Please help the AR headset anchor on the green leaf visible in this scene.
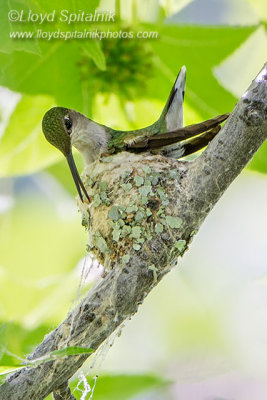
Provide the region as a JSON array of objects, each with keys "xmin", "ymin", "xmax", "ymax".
[
  {"xmin": 0, "ymin": 202, "xmax": 87, "ymax": 325},
  {"xmin": 247, "ymin": 0, "xmax": 267, "ymax": 21},
  {"xmin": 0, "ymin": 347, "xmax": 94, "ymax": 376},
  {"xmin": 0, "ymin": 0, "xmax": 104, "ymax": 113},
  {"xmin": 0, "ymin": 324, "xmax": 7, "ymax": 354},
  {"xmin": 213, "ymin": 26, "xmax": 267, "ymax": 99},
  {"xmin": 0, "ymin": 1, "xmax": 40, "ymax": 55},
  {"xmin": 0, "ymin": 365, "xmax": 24, "ymax": 376},
  {"xmin": 0, "ymin": 323, "xmax": 51, "ymax": 366},
  {"xmin": 148, "ymin": 25, "xmax": 256, "ymax": 117},
  {"xmin": 0, "ymin": 42, "xmax": 81, "ymax": 110},
  {"xmin": 0, "ymin": 94, "xmax": 59, "ymax": 177},
  {"xmin": 69, "ymin": 374, "xmax": 170, "ymax": 400},
  {"xmin": 81, "ymin": 41, "xmax": 106, "ymax": 71},
  {"xmin": 49, "ymin": 346, "xmax": 94, "ymax": 358},
  {"xmin": 46, "ymin": 153, "xmax": 84, "ymax": 195}
]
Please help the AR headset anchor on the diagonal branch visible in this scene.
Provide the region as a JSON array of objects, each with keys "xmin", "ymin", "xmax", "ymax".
[
  {"xmin": 0, "ymin": 64, "xmax": 266, "ymax": 400},
  {"xmin": 52, "ymin": 382, "xmax": 76, "ymax": 400}
]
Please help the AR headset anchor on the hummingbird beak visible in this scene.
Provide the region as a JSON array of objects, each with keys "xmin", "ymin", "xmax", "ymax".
[{"xmin": 66, "ymin": 152, "xmax": 90, "ymax": 203}]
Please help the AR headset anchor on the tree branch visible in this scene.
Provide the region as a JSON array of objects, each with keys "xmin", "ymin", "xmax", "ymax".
[
  {"xmin": 52, "ymin": 382, "xmax": 76, "ymax": 400},
  {"xmin": 0, "ymin": 64, "xmax": 266, "ymax": 400}
]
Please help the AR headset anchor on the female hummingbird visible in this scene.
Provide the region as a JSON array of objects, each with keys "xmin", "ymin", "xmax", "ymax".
[{"xmin": 42, "ymin": 66, "xmax": 229, "ymax": 202}]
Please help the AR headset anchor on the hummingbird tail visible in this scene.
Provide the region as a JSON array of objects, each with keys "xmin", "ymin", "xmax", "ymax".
[{"xmin": 158, "ymin": 66, "xmax": 186, "ymax": 132}]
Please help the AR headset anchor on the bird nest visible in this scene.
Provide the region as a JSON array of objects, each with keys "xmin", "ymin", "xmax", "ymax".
[{"xmin": 78, "ymin": 152, "xmax": 192, "ymax": 277}]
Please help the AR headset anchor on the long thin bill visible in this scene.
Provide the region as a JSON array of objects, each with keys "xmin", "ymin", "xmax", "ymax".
[{"xmin": 66, "ymin": 152, "xmax": 90, "ymax": 203}]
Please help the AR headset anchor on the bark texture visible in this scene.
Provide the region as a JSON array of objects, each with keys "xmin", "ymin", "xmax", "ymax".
[{"xmin": 0, "ymin": 64, "xmax": 266, "ymax": 400}]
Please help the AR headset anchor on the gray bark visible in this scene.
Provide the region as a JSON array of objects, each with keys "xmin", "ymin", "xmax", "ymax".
[
  {"xmin": 0, "ymin": 64, "xmax": 266, "ymax": 400},
  {"xmin": 52, "ymin": 382, "xmax": 76, "ymax": 400}
]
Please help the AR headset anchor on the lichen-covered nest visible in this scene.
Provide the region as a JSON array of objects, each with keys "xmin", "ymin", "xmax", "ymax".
[{"xmin": 79, "ymin": 152, "xmax": 194, "ymax": 277}]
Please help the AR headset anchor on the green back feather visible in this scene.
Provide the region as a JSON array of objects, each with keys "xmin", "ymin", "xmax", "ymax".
[{"xmin": 108, "ymin": 119, "xmax": 163, "ymax": 154}]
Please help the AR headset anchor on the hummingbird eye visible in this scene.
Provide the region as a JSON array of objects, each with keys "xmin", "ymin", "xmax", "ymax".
[{"xmin": 64, "ymin": 115, "xmax": 72, "ymax": 134}]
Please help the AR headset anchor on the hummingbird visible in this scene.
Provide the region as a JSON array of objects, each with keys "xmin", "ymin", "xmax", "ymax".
[{"xmin": 42, "ymin": 66, "xmax": 229, "ymax": 203}]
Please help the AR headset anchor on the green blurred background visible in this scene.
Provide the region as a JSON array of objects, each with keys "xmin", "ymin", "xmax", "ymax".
[{"xmin": 0, "ymin": 0, "xmax": 267, "ymax": 399}]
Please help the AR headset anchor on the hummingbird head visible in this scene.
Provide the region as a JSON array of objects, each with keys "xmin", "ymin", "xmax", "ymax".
[
  {"xmin": 42, "ymin": 107, "xmax": 90, "ymax": 203},
  {"xmin": 42, "ymin": 106, "xmax": 72, "ymax": 157}
]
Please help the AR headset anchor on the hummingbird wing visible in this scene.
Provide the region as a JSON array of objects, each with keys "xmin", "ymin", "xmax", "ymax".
[
  {"xmin": 125, "ymin": 113, "xmax": 229, "ymax": 155},
  {"xmin": 179, "ymin": 125, "xmax": 220, "ymax": 157}
]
